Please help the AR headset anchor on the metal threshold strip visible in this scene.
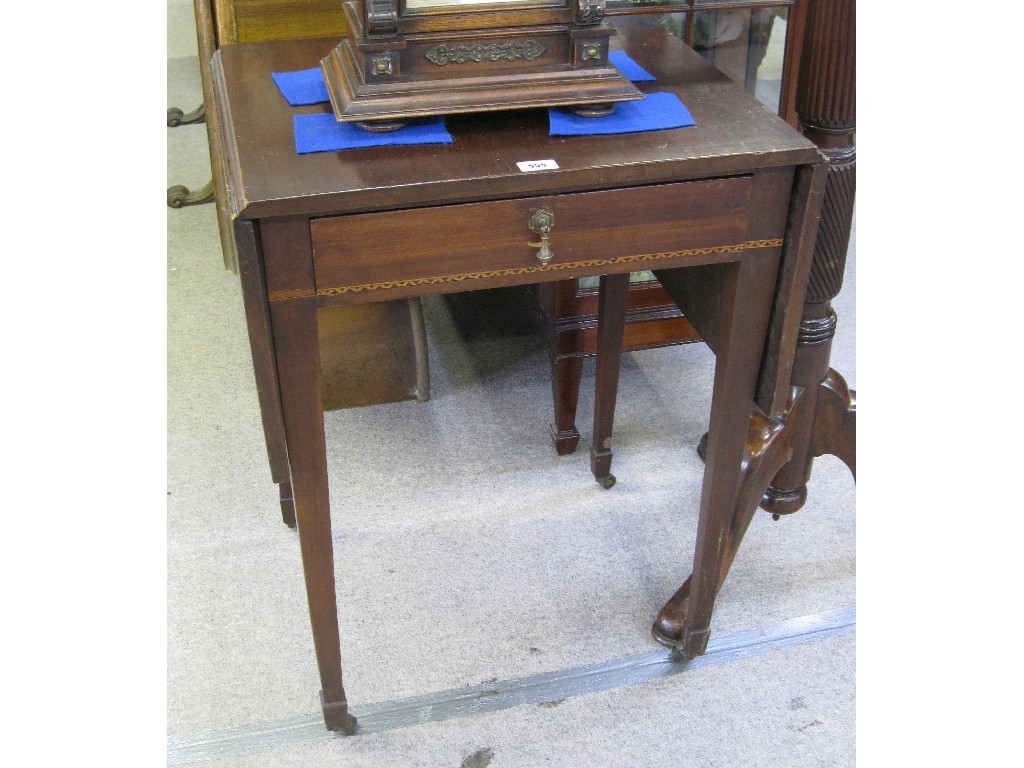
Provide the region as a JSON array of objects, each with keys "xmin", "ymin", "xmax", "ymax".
[{"xmin": 168, "ymin": 605, "xmax": 855, "ymax": 765}]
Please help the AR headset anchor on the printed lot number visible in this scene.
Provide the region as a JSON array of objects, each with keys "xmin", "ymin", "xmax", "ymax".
[{"xmin": 516, "ymin": 159, "xmax": 559, "ymax": 172}]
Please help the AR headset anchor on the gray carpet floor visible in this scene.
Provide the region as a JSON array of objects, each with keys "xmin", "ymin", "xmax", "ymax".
[{"xmin": 167, "ymin": 1, "xmax": 856, "ymax": 764}]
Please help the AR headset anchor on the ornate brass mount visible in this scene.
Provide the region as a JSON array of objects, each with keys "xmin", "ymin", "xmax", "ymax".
[
  {"xmin": 529, "ymin": 210, "xmax": 555, "ymax": 265},
  {"xmin": 425, "ymin": 40, "xmax": 545, "ymax": 66},
  {"xmin": 577, "ymin": 0, "xmax": 605, "ymax": 24}
]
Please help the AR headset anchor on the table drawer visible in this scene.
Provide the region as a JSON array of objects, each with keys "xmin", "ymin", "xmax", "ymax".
[{"xmin": 310, "ymin": 177, "xmax": 756, "ymax": 301}]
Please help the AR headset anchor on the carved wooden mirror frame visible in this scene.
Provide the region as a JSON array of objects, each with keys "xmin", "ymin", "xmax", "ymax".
[{"xmin": 321, "ymin": 0, "xmax": 643, "ymax": 130}]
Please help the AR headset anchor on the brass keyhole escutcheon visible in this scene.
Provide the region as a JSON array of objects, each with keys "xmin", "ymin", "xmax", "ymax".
[{"xmin": 529, "ymin": 209, "xmax": 555, "ymax": 265}]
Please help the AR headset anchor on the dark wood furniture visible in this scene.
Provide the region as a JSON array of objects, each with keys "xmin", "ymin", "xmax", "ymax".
[
  {"xmin": 176, "ymin": 0, "xmax": 430, "ymax": 417},
  {"xmin": 530, "ymin": 272, "xmax": 702, "ymax": 455},
  {"xmin": 321, "ymin": 0, "xmax": 642, "ymax": 130},
  {"xmin": 213, "ymin": 23, "xmax": 822, "ymax": 732},
  {"xmin": 763, "ymin": 0, "xmax": 856, "ymax": 504},
  {"xmin": 187, "ymin": 0, "xmax": 349, "ymax": 268},
  {"xmin": 630, "ymin": 0, "xmax": 856, "ymax": 651},
  {"xmin": 171, "ymin": 0, "xmax": 816, "ymax": 453},
  {"xmin": 518, "ymin": 0, "xmax": 856, "ymax": 659},
  {"xmin": 532, "ymin": 0, "xmax": 807, "ymax": 456}
]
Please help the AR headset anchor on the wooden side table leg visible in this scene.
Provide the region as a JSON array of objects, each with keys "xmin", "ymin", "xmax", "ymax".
[
  {"xmin": 549, "ymin": 354, "xmax": 583, "ymax": 455},
  {"xmin": 234, "ymin": 221, "xmax": 296, "ymax": 529},
  {"xmin": 649, "ymin": 163, "xmax": 824, "ymax": 650},
  {"xmin": 544, "ymin": 335, "xmax": 585, "ymax": 456},
  {"xmin": 278, "ymin": 481, "xmax": 297, "ymax": 529},
  {"xmin": 407, "ymin": 297, "xmax": 431, "ymax": 402},
  {"xmin": 652, "ymin": 389, "xmax": 808, "ymax": 646},
  {"xmin": 546, "ymin": 279, "xmax": 584, "ymax": 455},
  {"xmin": 590, "ymin": 272, "xmax": 630, "ymax": 488},
  {"xmin": 668, "ymin": 256, "xmax": 780, "ymax": 659},
  {"xmin": 270, "ymin": 294, "xmax": 356, "ymax": 734},
  {"xmin": 763, "ymin": 0, "xmax": 856, "ymax": 514}
]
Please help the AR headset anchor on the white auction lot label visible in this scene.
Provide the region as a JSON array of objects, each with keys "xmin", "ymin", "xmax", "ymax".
[{"xmin": 516, "ymin": 159, "xmax": 559, "ymax": 172}]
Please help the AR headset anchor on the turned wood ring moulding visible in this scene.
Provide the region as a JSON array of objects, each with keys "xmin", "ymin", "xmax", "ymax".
[{"xmin": 321, "ymin": 0, "xmax": 643, "ymax": 130}]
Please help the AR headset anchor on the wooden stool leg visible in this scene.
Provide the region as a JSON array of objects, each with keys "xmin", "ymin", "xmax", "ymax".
[
  {"xmin": 590, "ymin": 272, "xmax": 630, "ymax": 488},
  {"xmin": 545, "ymin": 279, "xmax": 585, "ymax": 455},
  {"xmin": 549, "ymin": 354, "xmax": 583, "ymax": 456}
]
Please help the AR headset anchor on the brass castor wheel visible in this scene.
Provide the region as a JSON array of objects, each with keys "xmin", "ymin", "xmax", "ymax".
[{"xmin": 597, "ymin": 474, "xmax": 616, "ymax": 490}]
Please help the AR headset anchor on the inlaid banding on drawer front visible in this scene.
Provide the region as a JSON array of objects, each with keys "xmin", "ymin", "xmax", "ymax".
[
  {"xmin": 310, "ymin": 177, "xmax": 758, "ymax": 300},
  {"xmin": 268, "ymin": 287, "xmax": 316, "ymax": 302},
  {"xmin": 314, "ymin": 239, "xmax": 783, "ymax": 297}
]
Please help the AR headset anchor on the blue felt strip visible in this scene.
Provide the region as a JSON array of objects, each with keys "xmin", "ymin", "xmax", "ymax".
[
  {"xmin": 548, "ymin": 92, "xmax": 695, "ymax": 137},
  {"xmin": 272, "ymin": 68, "xmax": 330, "ymax": 106},
  {"xmin": 293, "ymin": 112, "xmax": 454, "ymax": 154},
  {"xmin": 608, "ymin": 51, "xmax": 656, "ymax": 83}
]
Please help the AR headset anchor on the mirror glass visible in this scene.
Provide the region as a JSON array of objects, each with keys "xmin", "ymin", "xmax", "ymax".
[
  {"xmin": 603, "ymin": 4, "xmax": 790, "ymax": 113},
  {"xmin": 655, "ymin": 6, "xmax": 789, "ymax": 112}
]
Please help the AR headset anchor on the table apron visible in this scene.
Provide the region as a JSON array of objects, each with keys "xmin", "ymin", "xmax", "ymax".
[{"xmin": 296, "ymin": 176, "xmax": 784, "ymax": 305}]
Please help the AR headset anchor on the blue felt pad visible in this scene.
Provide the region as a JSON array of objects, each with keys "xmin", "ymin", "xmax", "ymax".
[
  {"xmin": 548, "ymin": 92, "xmax": 695, "ymax": 136},
  {"xmin": 294, "ymin": 112, "xmax": 454, "ymax": 154},
  {"xmin": 272, "ymin": 68, "xmax": 330, "ymax": 106},
  {"xmin": 608, "ymin": 51, "xmax": 656, "ymax": 82}
]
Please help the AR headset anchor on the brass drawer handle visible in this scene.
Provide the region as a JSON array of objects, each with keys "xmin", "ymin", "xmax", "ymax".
[{"xmin": 529, "ymin": 209, "xmax": 554, "ymax": 265}]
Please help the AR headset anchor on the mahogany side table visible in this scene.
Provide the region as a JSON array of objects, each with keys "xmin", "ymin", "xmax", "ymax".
[{"xmin": 212, "ymin": 23, "xmax": 822, "ymax": 733}]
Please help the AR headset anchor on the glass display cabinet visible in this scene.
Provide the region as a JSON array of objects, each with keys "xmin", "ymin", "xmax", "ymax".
[
  {"xmin": 605, "ymin": 0, "xmax": 803, "ymax": 119},
  {"xmin": 528, "ymin": 0, "xmax": 803, "ymax": 455}
]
